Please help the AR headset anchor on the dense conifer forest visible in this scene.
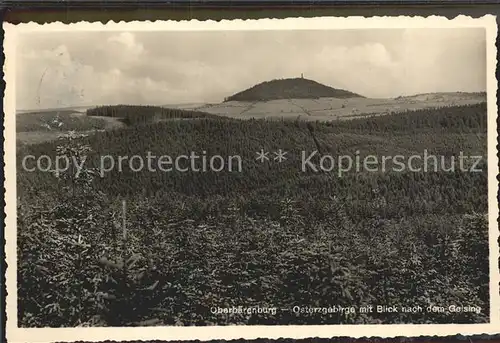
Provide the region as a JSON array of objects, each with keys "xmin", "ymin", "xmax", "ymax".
[
  {"xmin": 17, "ymin": 103, "xmax": 489, "ymax": 327},
  {"xmin": 87, "ymin": 105, "xmax": 221, "ymax": 126},
  {"xmin": 225, "ymin": 78, "xmax": 364, "ymax": 102}
]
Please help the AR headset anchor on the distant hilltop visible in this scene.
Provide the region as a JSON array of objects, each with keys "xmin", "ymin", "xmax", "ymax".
[{"xmin": 224, "ymin": 77, "xmax": 364, "ymax": 102}]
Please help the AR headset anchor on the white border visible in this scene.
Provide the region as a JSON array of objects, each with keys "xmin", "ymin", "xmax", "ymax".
[{"xmin": 4, "ymin": 15, "xmax": 499, "ymax": 342}]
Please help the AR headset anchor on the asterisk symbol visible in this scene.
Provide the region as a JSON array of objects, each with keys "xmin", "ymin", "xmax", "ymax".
[
  {"xmin": 274, "ymin": 149, "xmax": 288, "ymax": 163},
  {"xmin": 256, "ymin": 149, "xmax": 269, "ymax": 163}
]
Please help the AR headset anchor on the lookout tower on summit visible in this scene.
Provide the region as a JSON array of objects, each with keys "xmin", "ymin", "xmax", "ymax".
[{"xmin": 301, "ymin": 73, "xmax": 304, "ymax": 78}]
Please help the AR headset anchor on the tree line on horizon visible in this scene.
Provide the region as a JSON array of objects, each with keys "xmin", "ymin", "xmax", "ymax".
[{"xmin": 86, "ymin": 105, "xmax": 221, "ymax": 126}]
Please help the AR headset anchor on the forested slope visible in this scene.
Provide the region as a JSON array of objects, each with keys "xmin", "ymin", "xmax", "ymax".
[
  {"xmin": 225, "ymin": 78, "xmax": 364, "ymax": 102},
  {"xmin": 87, "ymin": 105, "xmax": 221, "ymax": 126},
  {"xmin": 18, "ymin": 103, "xmax": 488, "ymax": 217},
  {"xmin": 17, "ymin": 103, "xmax": 489, "ymax": 327}
]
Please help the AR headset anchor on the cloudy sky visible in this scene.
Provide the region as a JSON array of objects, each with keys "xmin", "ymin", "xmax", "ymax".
[{"xmin": 16, "ymin": 28, "xmax": 486, "ymax": 110}]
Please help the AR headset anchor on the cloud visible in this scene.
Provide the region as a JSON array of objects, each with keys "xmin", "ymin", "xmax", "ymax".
[
  {"xmin": 106, "ymin": 32, "xmax": 145, "ymax": 67},
  {"xmin": 16, "ymin": 29, "xmax": 486, "ymax": 110}
]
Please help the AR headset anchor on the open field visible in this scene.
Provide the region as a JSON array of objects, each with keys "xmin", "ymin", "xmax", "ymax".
[
  {"xmin": 16, "ymin": 105, "xmax": 95, "ymax": 114},
  {"xmin": 190, "ymin": 93, "xmax": 486, "ymax": 121},
  {"xmin": 16, "ymin": 110, "xmax": 125, "ymax": 145}
]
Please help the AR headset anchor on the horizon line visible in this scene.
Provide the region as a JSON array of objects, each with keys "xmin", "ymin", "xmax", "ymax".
[{"xmin": 16, "ymin": 90, "xmax": 487, "ymax": 113}]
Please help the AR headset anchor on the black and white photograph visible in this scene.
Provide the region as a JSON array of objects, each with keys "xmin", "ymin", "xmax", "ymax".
[{"xmin": 4, "ymin": 15, "xmax": 499, "ymax": 340}]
